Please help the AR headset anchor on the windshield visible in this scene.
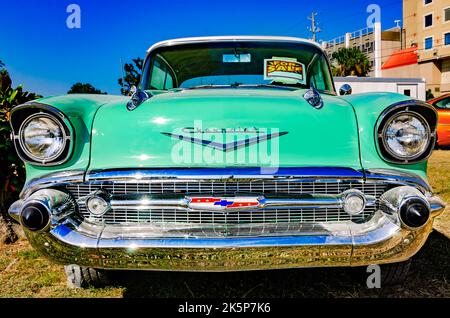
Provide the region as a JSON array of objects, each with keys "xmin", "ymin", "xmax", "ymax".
[
  {"xmin": 434, "ymin": 97, "xmax": 450, "ymax": 109},
  {"xmin": 142, "ymin": 41, "xmax": 335, "ymax": 93}
]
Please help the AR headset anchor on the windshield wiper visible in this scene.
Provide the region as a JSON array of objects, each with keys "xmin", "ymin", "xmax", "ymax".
[
  {"xmin": 186, "ymin": 84, "xmax": 230, "ymax": 90},
  {"xmin": 183, "ymin": 83, "xmax": 307, "ymax": 91},
  {"xmin": 252, "ymin": 84, "xmax": 301, "ymax": 90}
]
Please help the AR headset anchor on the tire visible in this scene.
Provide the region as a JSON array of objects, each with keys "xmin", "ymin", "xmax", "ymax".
[
  {"xmin": 380, "ymin": 258, "xmax": 412, "ymax": 286},
  {"xmin": 64, "ymin": 264, "xmax": 110, "ymax": 288}
]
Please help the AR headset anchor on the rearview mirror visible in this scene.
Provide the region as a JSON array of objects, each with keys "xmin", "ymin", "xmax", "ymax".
[{"xmin": 223, "ymin": 53, "xmax": 251, "ymax": 63}]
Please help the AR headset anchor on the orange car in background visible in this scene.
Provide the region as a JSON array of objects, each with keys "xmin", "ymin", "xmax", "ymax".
[{"xmin": 428, "ymin": 94, "xmax": 450, "ymax": 148}]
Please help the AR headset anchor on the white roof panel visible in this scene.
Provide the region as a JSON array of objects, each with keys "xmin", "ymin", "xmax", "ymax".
[{"xmin": 146, "ymin": 36, "xmax": 323, "ymax": 53}]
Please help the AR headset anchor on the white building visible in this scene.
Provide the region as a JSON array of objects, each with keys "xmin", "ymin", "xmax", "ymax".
[{"xmin": 334, "ymin": 77, "xmax": 426, "ymax": 101}]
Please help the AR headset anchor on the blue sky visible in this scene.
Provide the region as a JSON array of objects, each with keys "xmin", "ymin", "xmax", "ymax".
[{"xmin": 0, "ymin": 0, "xmax": 402, "ymax": 96}]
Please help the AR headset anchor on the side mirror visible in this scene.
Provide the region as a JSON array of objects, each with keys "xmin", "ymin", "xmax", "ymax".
[
  {"xmin": 339, "ymin": 84, "xmax": 352, "ymax": 96},
  {"xmin": 127, "ymin": 87, "xmax": 151, "ymax": 111}
]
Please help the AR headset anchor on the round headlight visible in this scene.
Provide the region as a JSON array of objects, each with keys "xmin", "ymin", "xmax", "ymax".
[
  {"xmin": 19, "ymin": 113, "xmax": 67, "ymax": 162},
  {"xmin": 381, "ymin": 112, "xmax": 430, "ymax": 160}
]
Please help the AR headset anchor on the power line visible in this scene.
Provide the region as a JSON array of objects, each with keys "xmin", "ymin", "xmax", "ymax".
[
  {"xmin": 327, "ymin": 28, "xmax": 450, "ymax": 54},
  {"xmin": 322, "ymin": 12, "xmax": 448, "ymax": 45},
  {"xmin": 280, "ymin": 0, "xmax": 404, "ymax": 41},
  {"xmin": 325, "ymin": 22, "xmax": 450, "ymax": 55},
  {"xmin": 376, "ymin": 43, "xmax": 450, "ymax": 60},
  {"xmin": 280, "ymin": 19, "xmax": 308, "ymax": 36},
  {"xmin": 306, "ymin": 1, "xmax": 402, "ymax": 39},
  {"xmin": 328, "ymin": 42, "xmax": 450, "ymax": 62}
]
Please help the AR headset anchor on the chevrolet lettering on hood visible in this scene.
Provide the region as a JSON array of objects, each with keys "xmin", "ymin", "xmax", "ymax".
[
  {"xmin": 181, "ymin": 127, "xmax": 261, "ymax": 134},
  {"xmin": 8, "ymin": 36, "xmax": 444, "ymax": 288},
  {"xmin": 162, "ymin": 127, "xmax": 289, "ymax": 152}
]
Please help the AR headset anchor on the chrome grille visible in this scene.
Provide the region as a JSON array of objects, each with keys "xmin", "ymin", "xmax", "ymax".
[
  {"xmin": 88, "ymin": 207, "xmax": 378, "ymax": 225},
  {"xmin": 68, "ymin": 180, "xmax": 385, "ymax": 196},
  {"xmin": 66, "ymin": 180, "xmax": 386, "ymax": 227}
]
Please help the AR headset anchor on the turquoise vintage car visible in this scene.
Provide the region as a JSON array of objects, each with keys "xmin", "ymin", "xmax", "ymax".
[{"xmin": 8, "ymin": 36, "xmax": 445, "ymax": 287}]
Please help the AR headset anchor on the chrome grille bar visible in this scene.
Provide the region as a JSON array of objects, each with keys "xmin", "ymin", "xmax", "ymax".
[
  {"xmin": 101, "ymin": 206, "xmax": 379, "ymax": 224},
  {"xmin": 79, "ymin": 181, "xmax": 386, "ymax": 195},
  {"xmin": 104, "ymin": 194, "xmax": 376, "ymax": 210},
  {"xmin": 66, "ymin": 179, "xmax": 387, "ymax": 228}
]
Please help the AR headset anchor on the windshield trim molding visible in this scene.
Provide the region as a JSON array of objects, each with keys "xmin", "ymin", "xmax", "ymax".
[
  {"xmin": 146, "ymin": 36, "xmax": 324, "ymax": 55},
  {"xmin": 141, "ymin": 37, "xmax": 337, "ymax": 94}
]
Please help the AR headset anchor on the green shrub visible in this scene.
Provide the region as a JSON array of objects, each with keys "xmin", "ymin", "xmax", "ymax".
[{"xmin": 0, "ymin": 66, "xmax": 41, "ymax": 242}]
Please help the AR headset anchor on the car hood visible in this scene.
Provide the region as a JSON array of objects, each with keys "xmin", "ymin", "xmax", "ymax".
[{"xmin": 88, "ymin": 88, "xmax": 361, "ymax": 171}]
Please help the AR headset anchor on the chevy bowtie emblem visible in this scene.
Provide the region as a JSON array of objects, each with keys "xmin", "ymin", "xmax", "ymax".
[
  {"xmin": 187, "ymin": 196, "xmax": 264, "ymax": 212},
  {"xmin": 161, "ymin": 131, "xmax": 288, "ymax": 152}
]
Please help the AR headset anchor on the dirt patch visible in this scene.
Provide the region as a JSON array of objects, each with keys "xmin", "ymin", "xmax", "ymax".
[{"xmin": 0, "ymin": 215, "xmax": 18, "ymax": 245}]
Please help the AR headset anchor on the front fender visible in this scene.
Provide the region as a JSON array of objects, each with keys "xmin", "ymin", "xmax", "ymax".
[
  {"xmin": 340, "ymin": 92, "xmax": 429, "ymax": 180},
  {"xmin": 10, "ymin": 94, "xmax": 128, "ymax": 183}
]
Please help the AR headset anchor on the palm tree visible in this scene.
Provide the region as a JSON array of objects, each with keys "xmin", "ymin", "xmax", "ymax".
[{"xmin": 331, "ymin": 47, "xmax": 372, "ymax": 77}]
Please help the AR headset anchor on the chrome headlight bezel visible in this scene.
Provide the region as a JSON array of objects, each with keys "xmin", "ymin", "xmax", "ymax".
[
  {"xmin": 18, "ymin": 113, "xmax": 68, "ymax": 162},
  {"xmin": 10, "ymin": 104, "xmax": 73, "ymax": 166},
  {"xmin": 380, "ymin": 111, "xmax": 431, "ymax": 161},
  {"xmin": 376, "ymin": 101, "xmax": 437, "ymax": 164}
]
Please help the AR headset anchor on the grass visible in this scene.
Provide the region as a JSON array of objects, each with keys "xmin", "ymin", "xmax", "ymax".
[
  {"xmin": 0, "ymin": 241, "xmax": 124, "ymax": 298},
  {"xmin": 0, "ymin": 151, "xmax": 449, "ymax": 298},
  {"xmin": 428, "ymin": 150, "xmax": 450, "ymax": 238}
]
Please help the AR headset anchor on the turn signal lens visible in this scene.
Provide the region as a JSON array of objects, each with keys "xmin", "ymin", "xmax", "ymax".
[
  {"xmin": 86, "ymin": 196, "xmax": 109, "ymax": 216},
  {"xmin": 343, "ymin": 190, "xmax": 366, "ymax": 215}
]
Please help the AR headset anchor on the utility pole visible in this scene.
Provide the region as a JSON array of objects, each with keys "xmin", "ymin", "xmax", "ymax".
[
  {"xmin": 308, "ymin": 12, "xmax": 320, "ymax": 42},
  {"xmin": 395, "ymin": 19, "xmax": 403, "ymax": 50}
]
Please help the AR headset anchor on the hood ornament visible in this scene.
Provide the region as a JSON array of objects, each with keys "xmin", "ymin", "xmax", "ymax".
[
  {"xmin": 303, "ymin": 87, "xmax": 323, "ymax": 109},
  {"xmin": 127, "ymin": 86, "xmax": 152, "ymax": 111}
]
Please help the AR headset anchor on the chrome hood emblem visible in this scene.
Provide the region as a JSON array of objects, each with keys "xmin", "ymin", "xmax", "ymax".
[{"xmin": 161, "ymin": 131, "xmax": 288, "ymax": 152}]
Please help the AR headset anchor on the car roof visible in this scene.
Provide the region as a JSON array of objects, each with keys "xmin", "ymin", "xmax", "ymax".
[
  {"xmin": 146, "ymin": 36, "xmax": 324, "ymax": 54},
  {"xmin": 428, "ymin": 93, "xmax": 450, "ymax": 104}
]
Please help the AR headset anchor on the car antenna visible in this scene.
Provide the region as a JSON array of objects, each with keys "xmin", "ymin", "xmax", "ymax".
[{"xmin": 120, "ymin": 57, "xmax": 127, "ymax": 94}]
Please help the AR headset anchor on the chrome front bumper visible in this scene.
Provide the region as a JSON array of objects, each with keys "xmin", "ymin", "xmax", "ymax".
[{"xmin": 9, "ymin": 168, "xmax": 445, "ymax": 271}]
